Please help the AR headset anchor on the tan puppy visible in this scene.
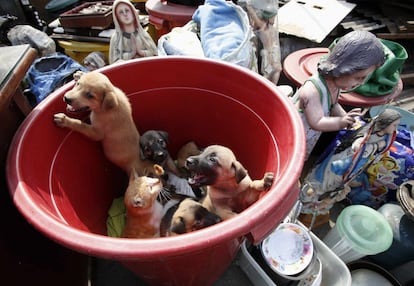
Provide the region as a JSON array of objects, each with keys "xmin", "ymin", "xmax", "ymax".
[
  {"xmin": 53, "ymin": 71, "xmax": 153, "ymax": 175},
  {"xmin": 160, "ymin": 198, "xmax": 222, "ymax": 236},
  {"xmin": 185, "ymin": 145, "xmax": 274, "ymax": 220}
]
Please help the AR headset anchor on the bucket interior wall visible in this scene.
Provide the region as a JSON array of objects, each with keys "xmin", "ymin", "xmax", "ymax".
[{"xmin": 7, "ymin": 57, "xmax": 305, "ymax": 285}]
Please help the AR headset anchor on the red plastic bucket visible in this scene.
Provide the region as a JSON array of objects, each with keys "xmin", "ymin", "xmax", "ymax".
[
  {"xmin": 7, "ymin": 57, "xmax": 305, "ymax": 285},
  {"xmin": 145, "ymin": 0, "xmax": 197, "ymax": 40}
]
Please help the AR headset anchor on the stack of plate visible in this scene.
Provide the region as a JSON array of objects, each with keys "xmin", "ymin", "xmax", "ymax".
[{"xmin": 261, "ymin": 223, "xmax": 322, "ymax": 286}]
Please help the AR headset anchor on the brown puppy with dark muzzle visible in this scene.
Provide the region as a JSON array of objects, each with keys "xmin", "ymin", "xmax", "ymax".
[
  {"xmin": 185, "ymin": 145, "xmax": 274, "ymax": 220},
  {"xmin": 53, "ymin": 71, "xmax": 153, "ymax": 175},
  {"xmin": 160, "ymin": 198, "xmax": 222, "ymax": 236}
]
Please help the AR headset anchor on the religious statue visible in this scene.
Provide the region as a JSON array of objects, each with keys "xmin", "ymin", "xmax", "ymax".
[
  {"xmin": 109, "ymin": 0, "xmax": 157, "ymax": 64},
  {"xmin": 299, "ymin": 108, "xmax": 401, "ymax": 225}
]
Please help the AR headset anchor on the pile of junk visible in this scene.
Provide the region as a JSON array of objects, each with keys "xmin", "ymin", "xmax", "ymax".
[
  {"xmin": 2, "ymin": 0, "xmax": 414, "ymax": 285},
  {"xmin": 1, "ymin": 0, "xmax": 283, "ymax": 107}
]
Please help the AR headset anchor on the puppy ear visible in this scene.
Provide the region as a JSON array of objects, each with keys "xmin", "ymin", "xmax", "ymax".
[
  {"xmin": 139, "ymin": 145, "xmax": 147, "ymax": 160},
  {"xmin": 102, "ymin": 90, "xmax": 118, "ymax": 111},
  {"xmin": 158, "ymin": 130, "xmax": 169, "ymax": 143},
  {"xmin": 232, "ymin": 161, "xmax": 248, "ymax": 183},
  {"xmin": 73, "ymin": 71, "xmax": 85, "ymax": 81},
  {"xmin": 139, "ymin": 138, "xmax": 149, "ymax": 160},
  {"xmin": 171, "ymin": 217, "xmax": 186, "ymax": 234},
  {"xmin": 194, "ymin": 206, "xmax": 222, "ymax": 229}
]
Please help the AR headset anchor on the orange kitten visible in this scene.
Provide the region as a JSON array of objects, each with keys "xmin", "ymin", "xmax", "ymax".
[{"xmin": 122, "ymin": 165, "xmax": 164, "ymax": 238}]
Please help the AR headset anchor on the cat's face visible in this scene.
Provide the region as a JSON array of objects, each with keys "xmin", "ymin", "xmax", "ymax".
[{"xmin": 124, "ymin": 175, "xmax": 163, "ymax": 212}]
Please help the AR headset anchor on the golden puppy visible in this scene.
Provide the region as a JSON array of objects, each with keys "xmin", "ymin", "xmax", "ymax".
[
  {"xmin": 160, "ymin": 198, "xmax": 222, "ymax": 236},
  {"xmin": 53, "ymin": 71, "xmax": 153, "ymax": 175},
  {"xmin": 185, "ymin": 145, "xmax": 274, "ymax": 220}
]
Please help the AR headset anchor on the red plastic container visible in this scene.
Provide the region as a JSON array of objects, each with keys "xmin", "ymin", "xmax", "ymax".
[
  {"xmin": 6, "ymin": 57, "xmax": 305, "ymax": 285},
  {"xmin": 145, "ymin": 0, "xmax": 197, "ymax": 40}
]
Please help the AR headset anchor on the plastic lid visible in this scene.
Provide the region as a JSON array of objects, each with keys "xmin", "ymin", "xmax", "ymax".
[{"xmin": 336, "ymin": 205, "xmax": 393, "ymax": 255}]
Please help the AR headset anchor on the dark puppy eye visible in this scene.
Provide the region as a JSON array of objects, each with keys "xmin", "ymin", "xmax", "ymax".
[
  {"xmin": 85, "ymin": 92, "xmax": 94, "ymax": 99},
  {"xmin": 193, "ymin": 220, "xmax": 202, "ymax": 229},
  {"xmin": 157, "ymin": 139, "xmax": 166, "ymax": 147},
  {"xmin": 208, "ymin": 152, "xmax": 217, "ymax": 163}
]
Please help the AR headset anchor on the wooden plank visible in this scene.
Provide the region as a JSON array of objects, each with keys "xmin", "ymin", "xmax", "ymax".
[{"xmin": 376, "ymin": 33, "xmax": 414, "ymax": 40}]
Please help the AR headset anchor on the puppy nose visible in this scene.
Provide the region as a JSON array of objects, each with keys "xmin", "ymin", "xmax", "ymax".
[
  {"xmin": 155, "ymin": 151, "xmax": 166, "ymax": 160},
  {"xmin": 63, "ymin": 95, "xmax": 72, "ymax": 104},
  {"xmin": 186, "ymin": 157, "xmax": 197, "ymax": 167}
]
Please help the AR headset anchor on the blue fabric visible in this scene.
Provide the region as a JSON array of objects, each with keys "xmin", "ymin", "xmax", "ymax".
[
  {"xmin": 192, "ymin": 0, "xmax": 245, "ymax": 61},
  {"xmin": 25, "ymin": 53, "xmax": 87, "ymax": 105}
]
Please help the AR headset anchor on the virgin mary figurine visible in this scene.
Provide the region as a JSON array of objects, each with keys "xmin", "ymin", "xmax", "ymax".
[
  {"xmin": 109, "ymin": 0, "xmax": 157, "ymax": 64},
  {"xmin": 300, "ymin": 108, "xmax": 401, "ymax": 217}
]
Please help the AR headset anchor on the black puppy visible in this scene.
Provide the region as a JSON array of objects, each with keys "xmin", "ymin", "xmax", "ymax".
[{"xmin": 140, "ymin": 130, "xmax": 181, "ymax": 176}]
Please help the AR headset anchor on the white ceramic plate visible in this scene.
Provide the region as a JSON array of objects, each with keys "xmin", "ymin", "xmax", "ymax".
[{"xmin": 261, "ymin": 223, "xmax": 314, "ymax": 276}]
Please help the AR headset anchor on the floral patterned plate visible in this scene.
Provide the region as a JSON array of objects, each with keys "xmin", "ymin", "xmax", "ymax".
[{"xmin": 261, "ymin": 223, "xmax": 314, "ymax": 276}]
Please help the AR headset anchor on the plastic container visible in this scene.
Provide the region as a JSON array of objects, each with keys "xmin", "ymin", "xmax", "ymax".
[
  {"xmin": 370, "ymin": 203, "xmax": 414, "ymax": 269},
  {"xmin": 145, "ymin": 0, "xmax": 197, "ymax": 40},
  {"xmin": 239, "ymin": 226, "xmax": 351, "ymax": 286},
  {"xmin": 57, "ymin": 40, "xmax": 110, "ymax": 64},
  {"xmin": 323, "ymin": 205, "xmax": 393, "ymax": 264},
  {"xmin": 6, "ymin": 57, "xmax": 305, "ymax": 286},
  {"xmin": 348, "ymin": 261, "xmax": 402, "ymax": 286},
  {"xmin": 45, "ymin": 0, "xmax": 79, "ymax": 13},
  {"xmin": 45, "ymin": 0, "xmax": 80, "ymax": 20}
]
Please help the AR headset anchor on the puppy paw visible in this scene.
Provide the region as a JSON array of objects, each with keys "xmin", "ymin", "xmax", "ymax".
[
  {"xmin": 263, "ymin": 172, "xmax": 274, "ymax": 188},
  {"xmin": 53, "ymin": 113, "xmax": 68, "ymax": 127}
]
